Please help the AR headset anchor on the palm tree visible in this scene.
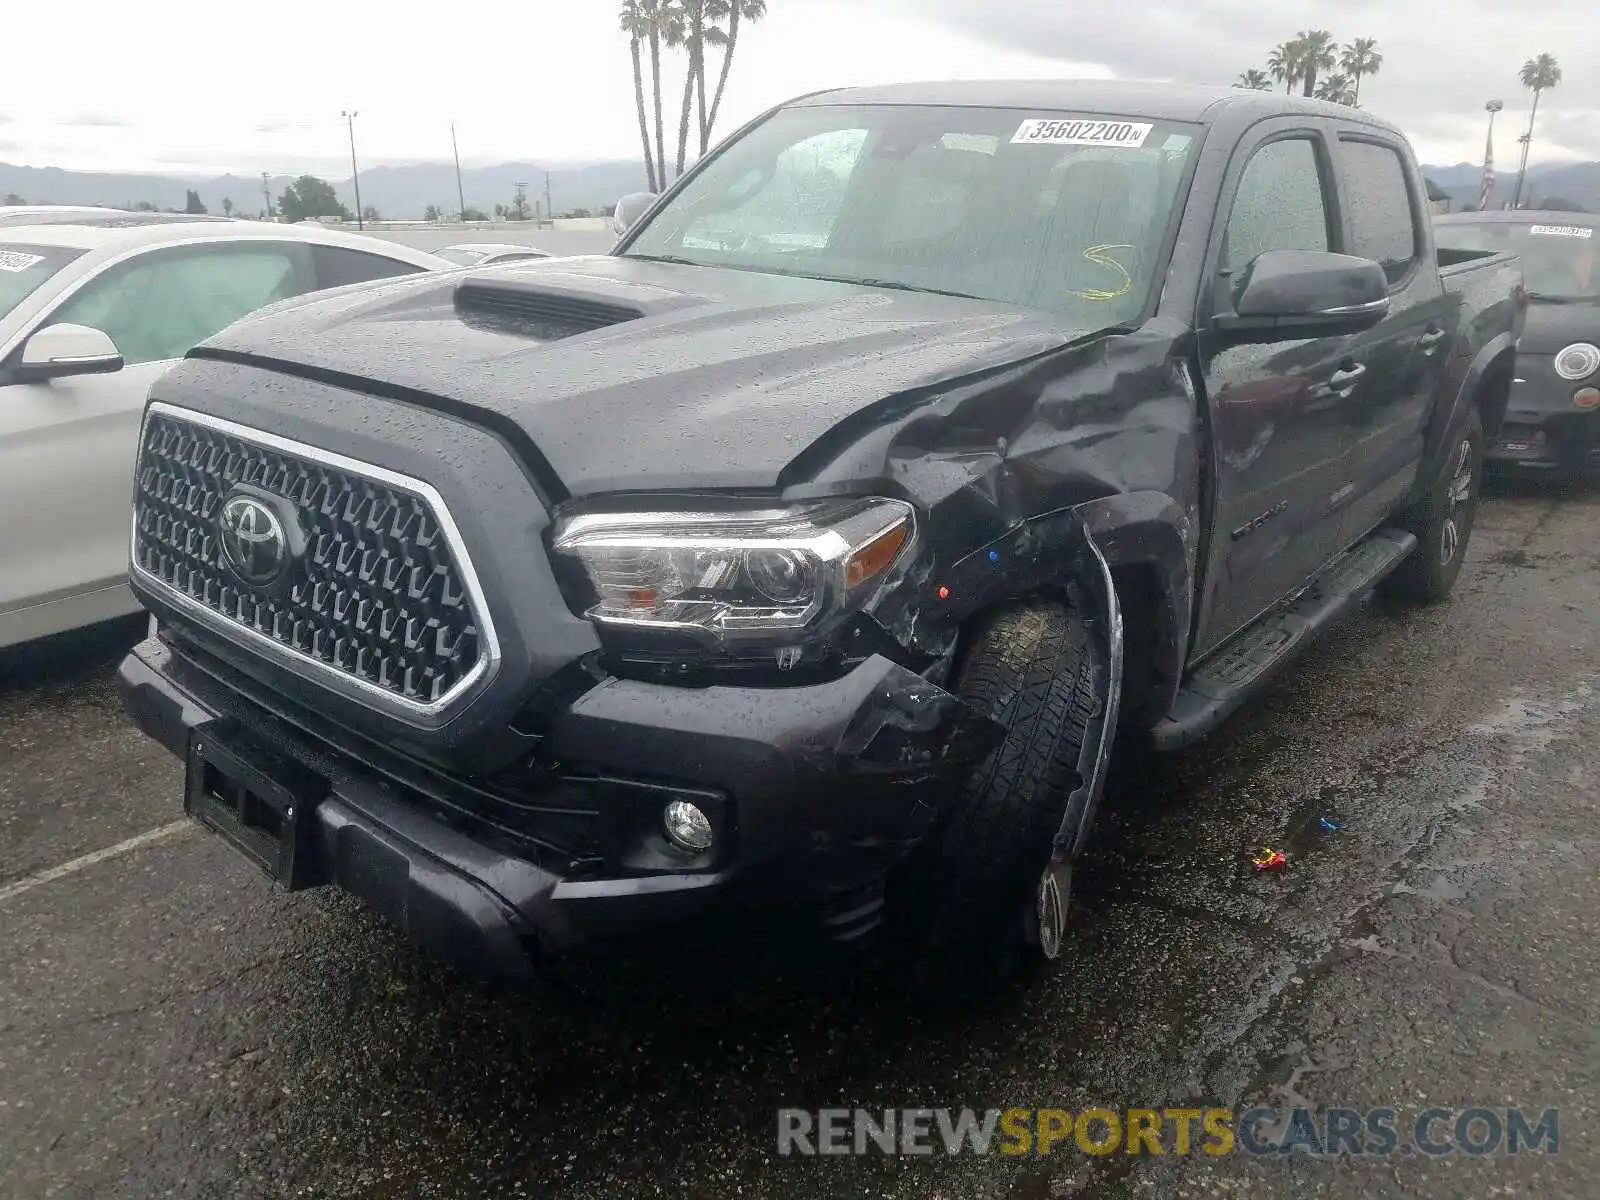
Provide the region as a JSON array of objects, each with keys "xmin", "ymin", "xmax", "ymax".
[
  {"xmin": 1234, "ymin": 69, "xmax": 1273, "ymax": 91},
  {"xmin": 1296, "ymin": 30, "xmax": 1337, "ymax": 98},
  {"xmin": 1514, "ymin": 53, "xmax": 1562, "ymax": 208},
  {"xmin": 1339, "ymin": 37, "xmax": 1382, "ymax": 106},
  {"xmin": 1315, "ymin": 74, "xmax": 1357, "ymax": 106},
  {"xmin": 669, "ymin": 0, "xmax": 702, "ymax": 179},
  {"xmin": 697, "ymin": 9, "xmax": 729, "ymax": 153},
  {"xmin": 703, "ymin": 0, "xmax": 767, "ymax": 153},
  {"xmin": 619, "ymin": 1, "xmax": 659, "ymax": 191},
  {"xmin": 1267, "ymin": 40, "xmax": 1305, "ymax": 94}
]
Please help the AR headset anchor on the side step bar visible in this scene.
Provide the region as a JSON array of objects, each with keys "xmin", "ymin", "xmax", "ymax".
[{"xmin": 1151, "ymin": 526, "xmax": 1418, "ymax": 751}]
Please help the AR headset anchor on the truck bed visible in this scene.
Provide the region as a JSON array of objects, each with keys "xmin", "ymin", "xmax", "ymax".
[{"xmin": 1438, "ymin": 245, "xmax": 1516, "ymax": 276}]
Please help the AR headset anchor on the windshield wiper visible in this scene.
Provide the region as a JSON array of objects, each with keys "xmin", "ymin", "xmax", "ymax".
[
  {"xmin": 766, "ymin": 268, "xmax": 987, "ymax": 301},
  {"xmin": 621, "ymin": 253, "xmax": 705, "ymax": 267}
]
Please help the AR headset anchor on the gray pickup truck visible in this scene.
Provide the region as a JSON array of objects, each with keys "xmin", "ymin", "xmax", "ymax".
[{"xmin": 118, "ymin": 81, "xmax": 1523, "ymax": 1005}]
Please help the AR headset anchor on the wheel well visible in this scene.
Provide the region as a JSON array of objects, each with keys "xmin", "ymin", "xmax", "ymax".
[
  {"xmin": 1474, "ymin": 350, "xmax": 1516, "ymax": 440},
  {"xmin": 950, "ymin": 565, "xmax": 1163, "ymax": 731}
]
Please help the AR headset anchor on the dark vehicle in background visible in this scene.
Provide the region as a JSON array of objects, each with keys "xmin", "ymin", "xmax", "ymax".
[
  {"xmin": 1435, "ymin": 210, "xmax": 1598, "ymax": 475},
  {"xmin": 118, "ymin": 81, "xmax": 1523, "ymax": 1005}
]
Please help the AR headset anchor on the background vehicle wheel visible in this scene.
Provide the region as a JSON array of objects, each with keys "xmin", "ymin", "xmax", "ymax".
[
  {"xmin": 1381, "ymin": 407, "xmax": 1485, "ymax": 606},
  {"xmin": 889, "ymin": 599, "xmax": 1107, "ymax": 1008}
]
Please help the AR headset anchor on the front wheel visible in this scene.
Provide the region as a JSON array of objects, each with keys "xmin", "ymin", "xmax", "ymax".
[
  {"xmin": 1381, "ymin": 407, "xmax": 1485, "ymax": 606},
  {"xmin": 888, "ymin": 600, "xmax": 1108, "ymax": 1008}
]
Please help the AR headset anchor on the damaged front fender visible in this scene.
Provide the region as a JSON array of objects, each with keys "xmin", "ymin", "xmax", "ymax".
[{"xmin": 872, "ymin": 509, "xmax": 1126, "ymax": 862}]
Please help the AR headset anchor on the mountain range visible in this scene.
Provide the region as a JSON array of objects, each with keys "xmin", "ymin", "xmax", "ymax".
[
  {"xmin": 0, "ymin": 159, "xmax": 651, "ymax": 219},
  {"xmin": 2, "ymin": 156, "xmax": 1597, "ymax": 220}
]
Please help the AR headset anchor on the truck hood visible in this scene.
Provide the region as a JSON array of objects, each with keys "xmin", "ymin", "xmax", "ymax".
[
  {"xmin": 1518, "ymin": 299, "xmax": 1600, "ymax": 354},
  {"xmin": 199, "ymin": 255, "xmax": 1098, "ymax": 496}
]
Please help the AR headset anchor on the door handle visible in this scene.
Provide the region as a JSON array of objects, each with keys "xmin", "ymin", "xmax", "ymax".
[{"xmin": 1329, "ymin": 364, "xmax": 1367, "ymax": 391}]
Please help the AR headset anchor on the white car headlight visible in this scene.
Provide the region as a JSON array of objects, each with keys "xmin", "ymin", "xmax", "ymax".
[
  {"xmin": 1554, "ymin": 342, "xmax": 1600, "ymax": 381},
  {"xmin": 552, "ymin": 498, "xmax": 914, "ymax": 647}
]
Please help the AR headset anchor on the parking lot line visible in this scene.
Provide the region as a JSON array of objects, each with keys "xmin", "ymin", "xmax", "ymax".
[{"xmin": 0, "ymin": 820, "xmax": 194, "ymax": 904}]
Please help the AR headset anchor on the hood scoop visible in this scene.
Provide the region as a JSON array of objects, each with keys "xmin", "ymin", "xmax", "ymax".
[{"xmin": 453, "ymin": 277, "xmax": 645, "ymax": 341}]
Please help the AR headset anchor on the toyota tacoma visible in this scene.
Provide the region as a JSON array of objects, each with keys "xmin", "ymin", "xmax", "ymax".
[{"xmin": 118, "ymin": 81, "xmax": 1524, "ymax": 1003}]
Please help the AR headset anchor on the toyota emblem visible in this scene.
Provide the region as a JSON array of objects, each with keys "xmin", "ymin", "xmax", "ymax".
[{"xmin": 219, "ymin": 494, "xmax": 289, "ymax": 586}]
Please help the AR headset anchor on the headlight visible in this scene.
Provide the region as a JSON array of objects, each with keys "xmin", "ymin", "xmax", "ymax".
[
  {"xmin": 1554, "ymin": 342, "xmax": 1600, "ymax": 381},
  {"xmin": 552, "ymin": 498, "xmax": 914, "ymax": 648}
]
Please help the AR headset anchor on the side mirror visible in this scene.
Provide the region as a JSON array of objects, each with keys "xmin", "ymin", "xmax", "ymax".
[
  {"xmin": 612, "ymin": 191, "xmax": 659, "ymax": 238},
  {"xmin": 1215, "ymin": 249, "xmax": 1390, "ymax": 342},
  {"xmin": 15, "ymin": 323, "xmax": 124, "ymax": 382}
]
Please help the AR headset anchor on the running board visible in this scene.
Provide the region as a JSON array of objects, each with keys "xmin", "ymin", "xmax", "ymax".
[{"xmin": 1151, "ymin": 526, "xmax": 1418, "ymax": 751}]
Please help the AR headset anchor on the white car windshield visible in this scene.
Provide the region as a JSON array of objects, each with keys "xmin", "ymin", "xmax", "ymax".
[
  {"xmin": 1435, "ymin": 219, "xmax": 1600, "ymax": 302},
  {"xmin": 622, "ymin": 103, "xmax": 1199, "ymax": 322},
  {"xmin": 0, "ymin": 244, "xmax": 84, "ymax": 322}
]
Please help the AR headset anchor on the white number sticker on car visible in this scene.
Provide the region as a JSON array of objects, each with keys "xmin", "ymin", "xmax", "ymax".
[
  {"xmin": 0, "ymin": 250, "xmax": 45, "ymax": 273},
  {"xmin": 1528, "ymin": 225, "xmax": 1593, "ymax": 238},
  {"xmin": 1010, "ymin": 119, "xmax": 1153, "ymax": 148}
]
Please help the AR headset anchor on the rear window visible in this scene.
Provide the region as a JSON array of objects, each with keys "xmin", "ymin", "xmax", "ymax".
[
  {"xmin": 1434, "ymin": 219, "xmax": 1600, "ymax": 301},
  {"xmin": 0, "ymin": 245, "xmax": 85, "ymax": 322},
  {"xmin": 1339, "ymin": 139, "xmax": 1419, "ymax": 284}
]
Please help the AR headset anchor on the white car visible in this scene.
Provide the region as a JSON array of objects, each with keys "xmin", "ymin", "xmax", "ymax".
[
  {"xmin": 435, "ymin": 241, "xmax": 553, "ymax": 267},
  {"xmin": 0, "ymin": 216, "xmax": 453, "ymax": 649}
]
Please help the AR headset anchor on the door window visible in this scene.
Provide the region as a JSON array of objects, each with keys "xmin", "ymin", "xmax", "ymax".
[
  {"xmin": 51, "ymin": 242, "xmax": 310, "ymax": 366},
  {"xmin": 1338, "ymin": 138, "xmax": 1419, "ymax": 284},
  {"xmin": 1222, "ymin": 137, "xmax": 1332, "ymax": 291},
  {"xmin": 312, "ymin": 244, "xmax": 428, "ymax": 288}
]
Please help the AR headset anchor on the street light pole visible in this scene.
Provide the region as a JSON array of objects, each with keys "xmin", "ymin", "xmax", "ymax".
[
  {"xmin": 451, "ymin": 122, "xmax": 467, "ymax": 223},
  {"xmin": 342, "ymin": 110, "xmax": 364, "ymax": 229}
]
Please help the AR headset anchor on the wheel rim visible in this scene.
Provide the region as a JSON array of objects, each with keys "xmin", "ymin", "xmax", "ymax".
[
  {"xmin": 1033, "ymin": 863, "xmax": 1070, "ymax": 960},
  {"xmin": 1440, "ymin": 436, "xmax": 1474, "ymax": 567}
]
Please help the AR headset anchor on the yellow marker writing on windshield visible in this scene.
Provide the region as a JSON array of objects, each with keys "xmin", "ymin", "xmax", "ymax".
[{"xmin": 1073, "ymin": 243, "xmax": 1135, "ymax": 301}]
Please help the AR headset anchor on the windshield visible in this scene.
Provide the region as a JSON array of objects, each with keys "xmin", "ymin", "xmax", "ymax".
[
  {"xmin": 622, "ymin": 103, "xmax": 1199, "ymax": 322},
  {"xmin": 0, "ymin": 244, "xmax": 85, "ymax": 322},
  {"xmin": 437, "ymin": 247, "xmax": 489, "ymax": 267},
  {"xmin": 1435, "ymin": 219, "xmax": 1600, "ymax": 301}
]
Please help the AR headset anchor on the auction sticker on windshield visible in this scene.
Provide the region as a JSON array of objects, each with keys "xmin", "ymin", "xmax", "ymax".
[
  {"xmin": 1011, "ymin": 119, "xmax": 1153, "ymax": 148},
  {"xmin": 0, "ymin": 250, "xmax": 45, "ymax": 273},
  {"xmin": 1529, "ymin": 225, "xmax": 1593, "ymax": 238}
]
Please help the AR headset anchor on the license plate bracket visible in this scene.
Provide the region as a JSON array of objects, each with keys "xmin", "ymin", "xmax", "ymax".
[{"xmin": 185, "ymin": 723, "xmax": 328, "ymax": 891}]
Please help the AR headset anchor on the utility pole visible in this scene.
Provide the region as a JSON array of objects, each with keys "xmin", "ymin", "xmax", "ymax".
[
  {"xmin": 544, "ymin": 170, "xmax": 553, "ymax": 227},
  {"xmin": 342, "ymin": 110, "xmax": 364, "ymax": 229},
  {"xmin": 451, "ymin": 122, "xmax": 467, "ymax": 223},
  {"xmin": 261, "ymin": 171, "xmax": 273, "ymax": 220}
]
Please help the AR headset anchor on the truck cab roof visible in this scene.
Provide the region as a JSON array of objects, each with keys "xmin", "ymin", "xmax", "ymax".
[{"xmin": 794, "ymin": 78, "xmax": 1406, "ymax": 136}]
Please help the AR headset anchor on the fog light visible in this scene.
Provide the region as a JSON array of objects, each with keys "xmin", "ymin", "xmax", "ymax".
[
  {"xmin": 662, "ymin": 799, "xmax": 714, "ymax": 853},
  {"xmin": 1574, "ymin": 387, "xmax": 1600, "ymax": 410}
]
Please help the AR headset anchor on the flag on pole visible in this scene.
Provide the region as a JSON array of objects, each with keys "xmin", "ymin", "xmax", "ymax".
[{"xmin": 1479, "ymin": 126, "xmax": 1495, "ymax": 210}]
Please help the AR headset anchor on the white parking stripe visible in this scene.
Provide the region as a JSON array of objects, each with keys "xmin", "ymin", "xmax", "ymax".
[{"xmin": 0, "ymin": 820, "xmax": 194, "ymax": 904}]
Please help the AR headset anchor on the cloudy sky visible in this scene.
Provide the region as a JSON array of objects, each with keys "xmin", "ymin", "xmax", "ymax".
[{"xmin": 3, "ymin": 0, "xmax": 1593, "ymax": 177}]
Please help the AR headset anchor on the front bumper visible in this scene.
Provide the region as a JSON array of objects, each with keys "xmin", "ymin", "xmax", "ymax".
[
  {"xmin": 118, "ymin": 634, "xmax": 988, "ymax": 981},
  {"xmin": 1489, "ymin": 356, "xmax": 1600, "ymax": 471}
]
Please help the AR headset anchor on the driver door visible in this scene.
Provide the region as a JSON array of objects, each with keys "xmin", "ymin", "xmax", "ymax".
[{"xmin": 0, "ymin": 240, "xmax": 313, "ymax": 644}]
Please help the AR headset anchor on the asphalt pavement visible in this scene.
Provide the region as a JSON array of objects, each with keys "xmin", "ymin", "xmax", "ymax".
[{"xmin": 1, "ymin": 481, "xmax": 1596, "ymax": 1199}]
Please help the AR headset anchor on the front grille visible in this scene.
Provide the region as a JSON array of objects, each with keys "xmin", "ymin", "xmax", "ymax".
[{"xmin": 132, "ymin": 408, "xmax": 487, "ymax": 709}]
